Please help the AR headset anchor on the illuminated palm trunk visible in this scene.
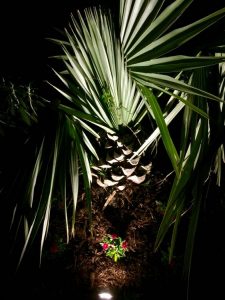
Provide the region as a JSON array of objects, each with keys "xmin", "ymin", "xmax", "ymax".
[{"xmin": 92, "ymin": 130, "xmax": 152, "ymax": 203}]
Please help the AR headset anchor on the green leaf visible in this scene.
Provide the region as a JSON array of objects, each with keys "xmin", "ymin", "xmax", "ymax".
[
  {"xmin": 132, "ymin": 72, "xmax": 224, "ymax": 103},
  {"xmin": 130, "ymin": 55, "xmax": 225, "ymax": 73},
  {"xmin": 140, "ymin": 85, "xmax": 179, "ymax": 176},
  {"xmin": 123, "ymin": 0, "xmax": 193, "ymax": 58},
  {"xmin": 128, "ymin": 6, "xmax": 225, "ymax": 64},
  {"xmin": 154, "ymin": 121, "xmax": 204, "ymax": 252}
]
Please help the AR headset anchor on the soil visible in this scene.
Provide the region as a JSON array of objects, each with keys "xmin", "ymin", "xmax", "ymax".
[
  {"xmin": 6, "ymin": 153, "xmax": 225, "ymax": 300},
  {"xmin": 7, "ymin": 156, "xmax": 188, "ymax": 300}
]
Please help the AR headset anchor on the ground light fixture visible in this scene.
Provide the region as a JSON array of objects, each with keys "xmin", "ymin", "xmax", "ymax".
[{"xmin": 98, "ymin": 291, "xmax": 113, "ymax": 299}]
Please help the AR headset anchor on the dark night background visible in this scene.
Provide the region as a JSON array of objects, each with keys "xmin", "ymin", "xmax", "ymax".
[
  {"xmin": 0, "ymin": 0, "xmax": 116, "ymax": 83},
  {"xmin": 0, "ymin": 0, "xmax": 225, "ymax": 83}
]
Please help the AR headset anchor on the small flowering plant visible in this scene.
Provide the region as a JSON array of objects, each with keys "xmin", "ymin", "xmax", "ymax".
[{"xmin": 100, "ymin": 233, "xmax": 128, "ymax": 262}]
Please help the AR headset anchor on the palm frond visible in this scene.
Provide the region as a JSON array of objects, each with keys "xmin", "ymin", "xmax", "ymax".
[
  {"xmin": 126, "ymin": 5, "xmax": 225, "ymax": 64},
  {"xmin": 130, "ymin": 55, "xmax": 225, "ymax": 73},
  {"xmin": 140, "ymin": 86, "xmax": 179, "ymax": 176},
  {"xmin": 52, "ymin": 8, "xmax": 146, "ymax": 131},
  {"xmin": 121, "ymin": 0, "xmax": 193, "ymax": 57}
]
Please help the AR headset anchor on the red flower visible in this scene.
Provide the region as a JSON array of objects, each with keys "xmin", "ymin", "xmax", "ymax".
[
  {"xmin": 111, "ymin": 234, "xmax": 118, "ymax": 239},
  {"xmin": 169, "ymin": 259, "xmax": 175, "ymax": 269},
  {"xmin": 121, "ymin": 241, "xmax": 128, "ymax": 249},
  {"xmin": 50, "ymin": 242, "xmax": 58, "ymax": 254},
  {"xmin": 102, "ymin": 243, "xmax": 109, "ymax": 251}
]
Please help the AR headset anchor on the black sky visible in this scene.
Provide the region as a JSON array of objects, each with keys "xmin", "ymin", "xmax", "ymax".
[{"xmin": 0, "ymin": 0, "xmax": 116, "ymax": 81}]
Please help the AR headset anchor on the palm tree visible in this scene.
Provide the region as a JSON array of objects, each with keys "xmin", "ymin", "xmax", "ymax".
[{"xmin": 7, "ymin": 0, "xmax": 225, "ymax": 281}]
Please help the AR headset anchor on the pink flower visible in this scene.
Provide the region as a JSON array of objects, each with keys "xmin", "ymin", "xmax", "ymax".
[
  {"xmin": 111, "ymin": 233, "xmax": 118, "ymax": 239},
  {"xmin": 121, "ymin": 241, "xmax": 128, "ymax": 249},
  {"xmin": 102, "ymin": 243, "xmax": 109, "ymax": 251}
]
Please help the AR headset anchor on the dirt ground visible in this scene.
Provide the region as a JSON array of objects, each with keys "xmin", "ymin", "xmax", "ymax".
[
  {"xmin": 7, "ymin": 157, "xmax": 225, "ymax": 299},
  {"xmin": 28, "ymin": 162, "xmax": 186, "ymax": 299}
]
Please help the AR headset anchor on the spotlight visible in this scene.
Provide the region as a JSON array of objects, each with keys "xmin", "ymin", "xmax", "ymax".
[{"xmin": 98, "ymin": 291, "xmax": 113, "ymax": 299}]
